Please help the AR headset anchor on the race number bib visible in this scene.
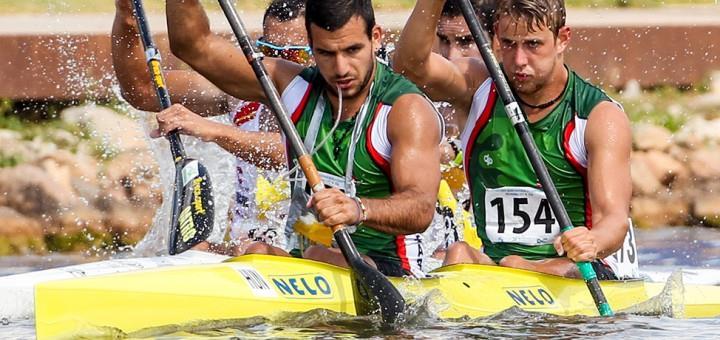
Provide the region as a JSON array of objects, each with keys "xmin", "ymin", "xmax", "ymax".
[
  {"xmin": 485, "ymin": 186, "xmax": 560, "ymax": 245},
  {"xmin": 604, "ymin": 219, "xmax": 640, "ymax": 279}
]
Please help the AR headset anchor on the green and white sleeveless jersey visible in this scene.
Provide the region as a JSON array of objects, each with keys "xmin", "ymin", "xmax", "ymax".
[
  {"xmin": 460, "ymin": 67, "xmax": 639, "ymax": 278},
  {"xmin": 280, "ymin": 62, "xmax": 442, "ymax": 276}
]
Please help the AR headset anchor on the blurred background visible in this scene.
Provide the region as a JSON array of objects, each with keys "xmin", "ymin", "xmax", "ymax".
[{"xmin": 0, "ymin": 0, "xmax": 718, "ymax": 264}]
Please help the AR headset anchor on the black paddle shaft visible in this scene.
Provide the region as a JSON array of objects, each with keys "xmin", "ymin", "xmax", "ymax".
[
  {"xmin": 216, "ymin": 0, "xmax": 405, "ymax": 324},
  {"xmin": 131, "ymin": 0, "xmax": 215, "ymax": 255},
  {"xmin": 131, "ymin": 0, "xmax": 186, "ymax": 161},
  {"xmin": 456, "ymin": 0, "xmax": 613, "ymax": 316}
]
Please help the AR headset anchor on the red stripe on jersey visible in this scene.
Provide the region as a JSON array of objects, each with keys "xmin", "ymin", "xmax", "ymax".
[
  {"xmin": 562, "ymin": 118, "xmax": 587, "ymax": 176},
  {"xmin": 463, "ymin": 84, "xmax": 497, "ymax": 183},
  {"xmin": 562, "ymin": 116, "xmax": 592, "ymax": 229},
  {"xmin": 463, "ymin": 84, "xmax": 497, "ymax": 215},
  {"xmin": 395, "ymin": 236, "xmax": 411, "ymax": 271},
  {"xmin": 366, "ymin": 104, "xmax": 392, "ymax": 188},
  {"xmin": 291, "ymin": 83, "xmax": 313, "ymax": 124}
]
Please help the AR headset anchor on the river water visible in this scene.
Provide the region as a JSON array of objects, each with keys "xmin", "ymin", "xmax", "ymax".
[{"xmin": 1, "ymin": 226, "xmax": 719, "ymax": 339}]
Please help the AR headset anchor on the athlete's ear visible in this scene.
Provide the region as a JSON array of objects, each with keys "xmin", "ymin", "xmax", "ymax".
[
  {"xmin": 555, "ymin": 26, "xmax": 571, "ymax": 54},
  {"xmin": 371, "ymin": 25, "xmax": 383, "ymax": 54}
]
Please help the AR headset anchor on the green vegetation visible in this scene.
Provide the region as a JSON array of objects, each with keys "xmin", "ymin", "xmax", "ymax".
[
  {"xmin": 0, "ymin": 0, "xmax": 714, "ymax": 13},
  {"xmin": 0, "ymin": 152, "xmax": 22, "ymax": 168},
  {"xmin": 0, "ymin": 101, "xmax": 86, "ymax": 141},
  {"xmin": 44, "ymin": 229, "xmax": 116, "ymax": 253},
  {"xmin": 0, "ymin": 235, "xmax": 45, "ymax": 256},
  {"xmin": 0, "ymin": 99, "xmax": 121, "ymax": 164}
]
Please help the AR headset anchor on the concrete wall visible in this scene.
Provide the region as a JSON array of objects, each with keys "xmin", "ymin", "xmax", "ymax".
[{"xmin": 1, "ymin": 23, "xmax": 719, "ymax": 100}]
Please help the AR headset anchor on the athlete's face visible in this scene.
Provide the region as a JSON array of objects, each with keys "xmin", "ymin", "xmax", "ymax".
[
  {"xmin": 495, "ymin": 15, "xmax": 570, "ymax": 95},
  {"xmin": 309, "ymin": 16, "xmax": 381, "ymax": 99},
  {"xmin": 436, "ymin": 15, "xmax": 480, "ymax": 60}
]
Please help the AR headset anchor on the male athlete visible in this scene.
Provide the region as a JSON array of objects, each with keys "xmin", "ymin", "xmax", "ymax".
[
  {"xmin": 156, "ymin": 0, "xmax": 443, "ymax": 277},
  {"xmin": 394, "ymin": 0, "xmax": 638, "ymax": 279}
]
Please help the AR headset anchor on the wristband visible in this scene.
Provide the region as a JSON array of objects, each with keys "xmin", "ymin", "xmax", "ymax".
[{"xmin": 351, "ymin": 196, "xmax": 368, "ymax": 225}]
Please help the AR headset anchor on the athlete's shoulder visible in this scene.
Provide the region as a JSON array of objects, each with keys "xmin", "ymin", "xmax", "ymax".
[
  {"xmin": 375, "ymin": 62, "xmax": 425, "ymax": 103},
  {"xmin": 297, "ymin": 66, "xmax": 320, "ymax": 83},
  {"xmin": 569, "ymin": 68, "xmax": 618, "ymax": 119}
]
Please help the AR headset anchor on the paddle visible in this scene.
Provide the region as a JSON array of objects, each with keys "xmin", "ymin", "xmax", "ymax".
[
  {"xmin": 456, "ymin": 0, "xmax": 614, "ymax": 316},
  {"xmin": 130, "ymin": 0, "xmax": 214, "ymax": 255},
  {"xmin": 216, "ymin": 0, "xmax": 405, "ymax": 325}
]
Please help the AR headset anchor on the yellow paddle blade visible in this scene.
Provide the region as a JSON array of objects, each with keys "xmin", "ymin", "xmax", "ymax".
[
  {"xmin": 294, "ymin": 214, "xmax": 333, "ymax": 247},
  {"xmin": 437, "ymin": 179, "xmax": 482, "ymax": 249},
  {"xmin": 462, "ymin": 209, "xmax": 483, "ymax": 249}
]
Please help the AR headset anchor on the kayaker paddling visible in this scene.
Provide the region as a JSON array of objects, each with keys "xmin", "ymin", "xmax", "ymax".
[
  {"xmin": 394, "ymin": 0, "xmax": 639, "ymax": 280},
  {"xmin": 113, "ymin": 0, "xmax": 314, "ymax": 255},
  {"xmin": 160, "ymin": 0, "xmax": 443, "ymax": 278}
]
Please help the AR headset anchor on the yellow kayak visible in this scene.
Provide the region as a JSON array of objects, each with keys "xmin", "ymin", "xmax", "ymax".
[{"xmin": 35, "ymin": 254, "xmax": 720, "ymax": 339}]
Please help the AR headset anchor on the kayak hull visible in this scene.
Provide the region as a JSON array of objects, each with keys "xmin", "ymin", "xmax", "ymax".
[{"xmin": 35, "ymin": 254, "xmax": 720, "ymax": 339}]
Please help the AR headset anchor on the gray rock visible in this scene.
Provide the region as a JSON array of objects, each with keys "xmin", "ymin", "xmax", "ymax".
[
  {"xmin": 633, "ymin": 123, "xmax": 673, "ymax": 152},
  {"xmin": 689, "ymin": 147, "xmax": 720, "ymax": 180},
  {"xmin": 644, "ymin": 150, "xmax": 688, "ymax": 186},
  {"xmin": 675, "ymin": 117, "xmax": 720, "ymax": 148},
  {"xmin": 0, "ymin": 164, "xmax": 77, "ymax": 219},
  {"xmin": 61, "ymin": 104, "xmax": 148, "ymax": 155},
  {"xmin": 631, "ymin": 152, "xmax": 662, "ymax": 195},
  {"xmin": 692, "ymin": 195, "xmax": 720, "ymax": 227}
]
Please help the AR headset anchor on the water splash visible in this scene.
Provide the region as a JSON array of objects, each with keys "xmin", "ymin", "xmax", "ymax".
[
  {"xmin": 621, "ymin": 270, "xmax": 685, "ymax": 318},
  {"xmin": 131, "ymin": 112, "xmax": 236, "ymax": 256}
]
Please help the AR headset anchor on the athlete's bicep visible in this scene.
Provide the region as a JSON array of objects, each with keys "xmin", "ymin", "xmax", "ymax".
[
  {"xmin": 387, "ymin": 95, "xmax": 442, "ymax": 206},
  {"xmin": 586, "ymin": 101, "xmax": 632, "ymax": 226}
]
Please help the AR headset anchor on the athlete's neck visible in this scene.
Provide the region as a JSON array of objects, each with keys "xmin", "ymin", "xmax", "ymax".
[
  {"xmin": 327, "ymin": 63, "xmax": 377, "ymax": 121},
  {"xmin": 519, "ymin": 64, "xmax": 569, "ymax": 123}
]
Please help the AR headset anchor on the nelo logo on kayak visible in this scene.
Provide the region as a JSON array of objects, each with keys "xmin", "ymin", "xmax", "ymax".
[
  {"xmin": 505, "ymin": 287, "xmax": 556, "ymax": 308},
  {"xmin": 271, "ymin": 274, "xmax": 333, "ymax": 298}
]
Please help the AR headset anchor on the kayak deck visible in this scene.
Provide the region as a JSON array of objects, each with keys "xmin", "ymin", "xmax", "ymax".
[{"xmin": 35, "ymin": 255, "xmax": 720, "ymax": 338}]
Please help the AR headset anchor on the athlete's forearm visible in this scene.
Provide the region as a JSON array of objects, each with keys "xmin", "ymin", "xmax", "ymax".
[
  {"xmin": 208, "ymin": 124, "xmax": 286, "ymax": 170},
  {"xmin": 112, "ymin": 2, "xmax": 161, "ymax": 112},
  {"xmin": 589, "ymin": 214, "xmax": 629, "ymax": 259},
  {"xmin": 166, "ymin": 0, "xmax": 213, "ymax": 63},
  {"xmin": 393, "ymin": 0, "xmax": 444, "ymax": 79},
  {"xmin": 361, "ymin": 189, "xmax": 436, "ymax": 235}
]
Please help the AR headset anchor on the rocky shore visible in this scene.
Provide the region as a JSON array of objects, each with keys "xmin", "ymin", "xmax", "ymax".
[
  {"xmin": 0, "ymin": 101, "xmax": 719, "ymax": 255},
  {"xmin": 0, "ymin": 104, "xmax": 161, "ymax": 255},
  {"xmin": 630, "ymin": 118, "xmax": 720, "ymax": 228}
]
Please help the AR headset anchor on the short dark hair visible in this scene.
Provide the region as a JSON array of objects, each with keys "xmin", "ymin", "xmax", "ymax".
[
  {"xmin": 441, "ymin": 0, "xmax": 496, "ymax": 35},
  {"xmin": 263, "ymin": 0, "xmax": 306, "ymax": 27},
  {"xmin": 494, "ymin": 0, "xmax": 566, "ymax": 37},
  {"xmin": 305, "ymin": 0, "xmax": 376, "ymax": 41}
]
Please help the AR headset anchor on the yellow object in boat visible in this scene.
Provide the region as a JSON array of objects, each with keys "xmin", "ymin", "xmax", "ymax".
[
  {"xmin": 293, "ymin": 214, "xmax": 333, "ymax": 247},
  {"xmin": 255, "ymin": 175, "xmax": 289, "ymax": 218},
  {"xmin": 441, "ymin": 165, "xmax": 466, "ymax": 195},
  {"xmin": 437, "ymin": 179, "xmax": 482, "ymax": 249}
]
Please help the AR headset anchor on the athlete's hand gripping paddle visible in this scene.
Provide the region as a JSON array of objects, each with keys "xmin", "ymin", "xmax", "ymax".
[
  {"xmin": 456, "ymin": 0, "xmax": 614, "ymax": 316},
  {"xmin": 131, "ymin": 0, "xmax": 214, "ymax": 255}
]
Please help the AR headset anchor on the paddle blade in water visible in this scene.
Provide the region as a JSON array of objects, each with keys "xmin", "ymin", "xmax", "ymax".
[
  {"xmin": 168, "ymin": 158, "xmax": 214, "ymax": 255},
  {"xmin": 334, "ymin": 230, "xmax": 405, "ymax": 325}
]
